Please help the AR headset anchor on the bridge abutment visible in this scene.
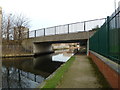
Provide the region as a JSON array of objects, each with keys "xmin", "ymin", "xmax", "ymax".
[{"xmin": 33, "ymin": 43, "xmax": 54, "ymax": 55}]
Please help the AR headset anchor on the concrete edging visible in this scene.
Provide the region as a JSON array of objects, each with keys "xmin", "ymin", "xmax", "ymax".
[
  {"xmin": 89, "ymin": 50, "xmax": 120, "ymax": 89},
  {"xmin": 38, "ymin": 61, "xmax": 66, "ymax": 88},
  {"xmin": 38, "ymin": 55, "xmax": 75, "ymax": 88}
]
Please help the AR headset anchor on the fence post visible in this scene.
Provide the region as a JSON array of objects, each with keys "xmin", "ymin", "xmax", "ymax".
[
  {"xmin": 84, "ymin": 21, "xmax": 86, "ymax": 31},
  {"xmin": 55, "ymin": 26, "xmax": 56, "ymax": 35},
  {"xmin": 98, "ymin": 30, "xmax": 99, "ymax": 54},
  {"xmin": 27, "ymin": 31, "xmax": 29, "ymax": 38},
  {"xmin": 118, "ymin": 12, "xmax": 120, "ymax": 60},
  {"xmin": 68, "ymin": 24, "xmax": 69, "ymax": 34},
  {"xmin": 107, "ymin": 16, "xmax": 110, "ymax": 57},
  {"xmin": 34, "ymin": 30, "xmax": 36, "ymax": 37},
  {"xmin": 44, "ymin": 28, "xmax": 45, "ymax": 36}
]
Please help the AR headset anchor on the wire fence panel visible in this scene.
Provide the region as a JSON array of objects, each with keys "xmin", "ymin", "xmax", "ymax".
[
  {"xmin": 85, "ymin": 19, "xmax": 106, "ymax": 31},
  {"xmin": 56, "ymin": 25, "xmax": 68, "ymax": 34},
  {"xmin": 36, "ymin": 29, "xmax": 44, "ymax": 37},
  {"xmin": 29, "ymin": 31, "xmax": 35, "ymax": 38},
  {"xmin": 109, "ymin": 9, "xmax": 120, "ymax": 62},
  {"xmin": 89, "ymin": 6, "xmax": 120, "ymax": 63},
  {"xmin": 45, "ymin": 27, "xmax": 55, "ymax": 36},
  {"xmin": 69, "ymin": 22, "xmax": 84, "ymax": 33}
]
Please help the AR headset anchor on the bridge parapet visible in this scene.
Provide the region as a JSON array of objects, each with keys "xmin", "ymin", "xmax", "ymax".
[{"xmin": 28, "ymin": 18, "xmax": 105, "ymax": 38}]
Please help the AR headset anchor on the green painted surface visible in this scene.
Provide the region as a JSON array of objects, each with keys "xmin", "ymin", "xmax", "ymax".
[{"xmin": 89, "ymin": 11, "xmax": 120, "ymax": 63}]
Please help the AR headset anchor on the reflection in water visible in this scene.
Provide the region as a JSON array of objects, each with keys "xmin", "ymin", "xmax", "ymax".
[
  {"xmin": 52, "ymin": 53, "xmax": 74, "ymax": 62},
  {"xmin": 2, "ymin": 52, "xmax": 74, "ymax": 88},
  {"xmin": 2, "ymin": 67, "xmax": 43, "ymax": 88},
  {"xmin": 33, "ymin": 54, "xmax": 64, "ymax": 75}
]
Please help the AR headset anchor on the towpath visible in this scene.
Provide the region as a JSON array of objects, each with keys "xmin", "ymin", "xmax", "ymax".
[{"xmin": 57, "ymin": 55, "xmax": 102, "ymax": 88}]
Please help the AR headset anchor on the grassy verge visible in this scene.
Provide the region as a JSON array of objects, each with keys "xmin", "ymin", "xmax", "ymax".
[
  {"xmin": 40, "ymin": 56, "xmax": 75, "ymax": 89},
  {"xmin": 87, "ymin": 57, "xmax": 111, "ymax": 88}
]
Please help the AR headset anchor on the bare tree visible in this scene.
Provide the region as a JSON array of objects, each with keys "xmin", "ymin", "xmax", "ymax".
[
  {"xmin": 2, "ymin": 13, "xmax": 30, "ymax": 40},
  {"xmin": 13, "ymin": 14, "xmax": 30, "ymax": 40},
  {"xmin": 2, "ymin": 13, "xmax": 14, "ymax": 40}
]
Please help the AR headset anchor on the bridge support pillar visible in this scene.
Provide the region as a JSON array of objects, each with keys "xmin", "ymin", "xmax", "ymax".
[{"xmin": 33, "ymin": 43, "xmax": 54, "ymax": 55}]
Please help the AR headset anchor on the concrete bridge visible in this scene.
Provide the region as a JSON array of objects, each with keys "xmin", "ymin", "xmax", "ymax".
[
  {"xmin": 22, "ymin": 30, "xmax": 95, "ymax": 55},
  {"xmin": 22, "ymin": 18, "xmax": 105, "ymax": 55}
]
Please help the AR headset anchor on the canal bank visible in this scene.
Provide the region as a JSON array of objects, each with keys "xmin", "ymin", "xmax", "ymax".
[
  {"xmin": 2, "ymin": 51, "xmax": 74, "ymax": 88},
  {"xmin": 2, "ymin": 54, "xmax": 34, "ymax": 58},
  {"xmin": 40, "ymin": 55, "xmax": 110, "ymax": 88}
]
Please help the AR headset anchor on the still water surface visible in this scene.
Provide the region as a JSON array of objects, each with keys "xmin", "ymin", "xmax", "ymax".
[{"xmin": 2, "ymin": 51, "xmax": 74, "ymax": 88}]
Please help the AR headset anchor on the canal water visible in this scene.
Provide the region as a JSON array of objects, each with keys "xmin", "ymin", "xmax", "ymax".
[{"xmin": 2, "ymin": 50, "xmax": 74, "ymax": 88}]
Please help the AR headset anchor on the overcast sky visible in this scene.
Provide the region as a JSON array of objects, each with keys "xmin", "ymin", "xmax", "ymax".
[{"xmin": 0, "ymin": 0, "xmax": 120, "ymax": 30}]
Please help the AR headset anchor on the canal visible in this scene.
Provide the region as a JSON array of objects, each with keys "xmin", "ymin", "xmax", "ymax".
[{"xmin": 2, "ymin": 49, "xmax": 74, "ymax": 88}]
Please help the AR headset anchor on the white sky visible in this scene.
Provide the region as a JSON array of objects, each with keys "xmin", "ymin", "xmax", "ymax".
[{"xmin": 0, "ymin": 0, "xmax": 120, "ymax": 30}]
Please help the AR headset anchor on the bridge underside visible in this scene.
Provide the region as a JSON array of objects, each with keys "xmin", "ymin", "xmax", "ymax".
[
  {"xmin": 33, "ymin": 39, "xmax": 87, "ymax": 55},
  {"xmin": 34, "ymin": 39, "xmax": 87, "ymax": 44}
]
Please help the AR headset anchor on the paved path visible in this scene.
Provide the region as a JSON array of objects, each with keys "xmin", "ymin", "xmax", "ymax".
[{"xmin": 57, "ymin": 55, "xmax": 102, "ymax": 88}]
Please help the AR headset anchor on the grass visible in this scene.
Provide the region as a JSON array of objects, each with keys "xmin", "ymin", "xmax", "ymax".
[
  {"xmin": 87, "ymin": 56, "xmax": 111, "ymax": 88},
  {"xmin": 40, "ymin": 56, "xmax": 75, "ymax": 89}
]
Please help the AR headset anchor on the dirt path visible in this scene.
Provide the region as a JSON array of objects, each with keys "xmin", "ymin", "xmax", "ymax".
[{"xmin": 57, "ymin": 55, "xmax": 102, "ymax": 88}]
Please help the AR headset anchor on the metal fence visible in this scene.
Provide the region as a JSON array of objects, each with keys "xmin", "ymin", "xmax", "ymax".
[
  {"xmin": 28, "ymin": 18, "xmax": 106, "ymax": 38},
  {"xmin": 89, "ymin": 7, "xmax": 120, "ymax": 63}
]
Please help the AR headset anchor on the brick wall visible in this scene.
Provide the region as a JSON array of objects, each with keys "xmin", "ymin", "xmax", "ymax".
[{"xmin": 89, "ymin": 51, "xmax": 120, "ymax": 89}]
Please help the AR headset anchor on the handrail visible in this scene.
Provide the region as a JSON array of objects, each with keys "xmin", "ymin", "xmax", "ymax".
[{"xmin": 28, "ymin": 18, "xmax": 106, "ymax": 38}]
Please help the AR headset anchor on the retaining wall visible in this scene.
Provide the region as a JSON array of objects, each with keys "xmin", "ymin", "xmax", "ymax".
[{"xmin": 89, "ymin": 51, "xmax": 120, "ymax": 89}]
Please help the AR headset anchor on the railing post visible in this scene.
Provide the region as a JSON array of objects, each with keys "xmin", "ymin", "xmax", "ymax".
[
  {"xmin": 44, "ymin": 28, "xmax": 45, "ymax": 36},
  {"xmin": 84, "ymin": 21, "xmax": 86, "ymax": 31},
  {"xmin": 68, "ymin": 24, "xmax": 69, "ymax": 34},
  {"xmin": 34, "ymin": 30, "xmax": 36, "ymax": 37},
  {"xmin": 27, "ymin": 30, "xmax": 29, "ymax": 38},
  {"xmin": 55, "ymin": 26, "xmax": 56, "ymax": 35},
  {"xmin": 107, "ymin": 16, "xmax": 110, "ymax": 57},
  {"xmin": 117, "ymin": 12, "xmax": 120, "ymax": 60}
]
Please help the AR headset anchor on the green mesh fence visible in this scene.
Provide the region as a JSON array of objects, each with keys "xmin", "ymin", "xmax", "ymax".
[{"xmin": 89, "ymin": 7, "xmax": 120, "ymax": 64}]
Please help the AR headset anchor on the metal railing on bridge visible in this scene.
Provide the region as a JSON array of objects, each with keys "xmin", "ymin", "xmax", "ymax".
[
  {"xmin": 89, "ymin": 6, "xmax": 120, "ymax": 64},
  {"xmin": 28, "ymin": 18, "xmax": 106, "ymax": 38}
]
